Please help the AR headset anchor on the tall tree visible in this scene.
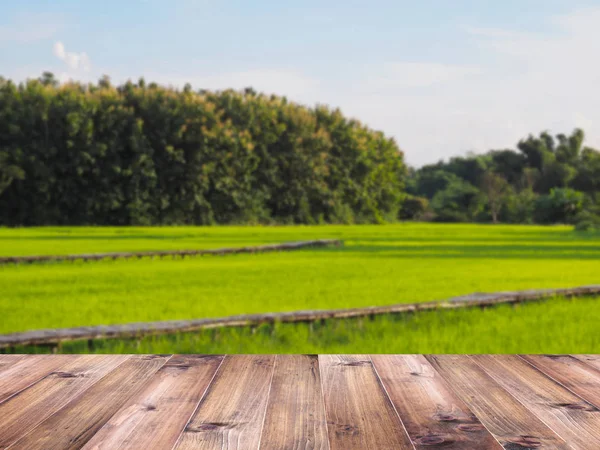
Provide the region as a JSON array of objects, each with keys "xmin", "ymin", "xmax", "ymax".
[
  {"xmin": 480, "ymin": 171, "xmax": 509, "ymax": 223},
  {"xmin": 0, "ymin": 151, "xmax": 24, "ymax": 196}
]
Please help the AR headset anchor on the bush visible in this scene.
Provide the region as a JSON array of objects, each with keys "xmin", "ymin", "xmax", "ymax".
[
  {"xmin": 399, "ymin": 195, "xmax": 429, "ymax": 220},
  {"xmin": 534, "ymin": 188, "xmax": 584, "ymax": 224},
  {"xmin": 501, "ymin": 189, "xmax": 537, "ymax": 224},
  {"xmin": 430, "ymin": 180, "xmax": 483, "ymax": 222},
  {"xmin": 574, "ymin": 211, "xmax": 600, "ymax": 232}
]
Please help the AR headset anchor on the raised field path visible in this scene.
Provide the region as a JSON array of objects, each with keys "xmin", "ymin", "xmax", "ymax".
[
  {"xmin": 1, "ymin": 284, "xmax": 599, "ymax": 349},
  {"xmin": 1, "ymin": 354, "xmax": 600, "ymax": 448},
  {"xmin": 0, "ymin": 239, "xmax": 342, "ymax": 264}
]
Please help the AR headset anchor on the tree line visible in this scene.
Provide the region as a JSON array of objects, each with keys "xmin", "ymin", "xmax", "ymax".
[
  {"xmin": 1, "ymin": 73, "xmax": 600, "ymax": 229},
  {"xmin": 405, "ymin": 128, "xmax": 600, "ymax": 230},
  {"xmin": 0, "ymin": 73, "xmax": 406, "ymax": 226}
]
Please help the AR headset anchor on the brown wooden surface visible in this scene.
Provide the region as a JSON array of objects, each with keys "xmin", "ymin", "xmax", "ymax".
[
  {"xmin": 175, "ymin": 355, "xmax": 276, "ymax": 450},
  {"xmin": 473, "ymin": 355, "xmax": 600, "ymax": 449},
  {"xmin": 371, "ymin": 355, "xmax": 502, "ymax": 449},
  {"xmin": 2, "ymin": 355, "xmax": 600, "ymax": 449},
  {"xmin": 82, "ymin": 355, "xmax": 222, "ymax": 450},
  {"xmin": 0, "ymin": 355, "xmax": 127, "ymax": 449},
  {"xmin": 319, "ymin": 355, "xmax": 414, "ymax": 449},
  {"xmin": 522, "ymin": 355, "xmax": 600, "ymax": 410},
  {"xmin": 0, "ymin": 355, "xmax": 27, "ymax": 372},
  {"xmin": 426, "ymin": 355, "xmax": 570, "ymax": 449},
  {"xmin": 260, "ymin": 355, "xmax": 330, "ymax": 450},
  {"xmin": 9, "ymin": 355, "xmax": 170, "ymax": 450},
  {"xmin": 0, "ymin": 354, "xmax": 72, "ymax": 404}
]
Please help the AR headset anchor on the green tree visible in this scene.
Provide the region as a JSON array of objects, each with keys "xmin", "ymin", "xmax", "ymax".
[
  {"xmin": 0, "ymin": 151, "xmax": 24, "ymax": 196},
  {"xmin": 517, "ymin": 131, "xmax": 555, "ymax": 172},
  {"xmin": 534, "ymin": 188, "xmax": 584, "ymax": 224},
  {"xmin": 431, "ymin": 179, "xmax": 482, "ymax": 222},
  {"xmin": 0, "ymin": 73, "xmax": 406, "ymax": 226},
  {"xmin": 480, "ymin": 171, "xmax": 509, "ymax": 223}
]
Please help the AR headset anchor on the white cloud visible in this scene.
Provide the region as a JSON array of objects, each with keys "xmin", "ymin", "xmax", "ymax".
[
  {"xmin": 336, "ymin": 7, "xmax": 600, "ymax": 165},
  {"xmin": 53, "ymin": 41, "xmax": 91, "ymax": 72},
  {"xmin": 53, "ymin": 41, "xmax": 65, "ymax": 59}
]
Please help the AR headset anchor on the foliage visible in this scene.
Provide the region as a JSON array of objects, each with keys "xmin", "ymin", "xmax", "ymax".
[
  {"xmin": 398, "ymin": 194, "xmax": 428, "ymax": 220},
  {"xmin": 480, "ymin": 171, "xmax": 509, "ymax": 223},
  {"xmin": 0, "ymin": 151, "xmax": 24, "ymax": 196},
  {"xmin": 430, "ymin": 179, "xmax": 482, "ymax": 222},
  {"xmin": 573, "ymin": 211, "xmax": 600, "ymax": 232},
  {"xmin": 410, "ymin": 128, "xmax": 600, "ymax": 224},
  {"xmin": 3, "ymin": 72, "xmax": 600, "ymax": 227},
  {"xmin": 502, "ymin": 188, "xmax": 537, "ymax": 224},
  {"xmin": 534, "ymin": 188, "xmax": 584, "ymax": 224},
  {"xmin": 0, "ymin": 74, "xmax": 406, "ymax": 225}
]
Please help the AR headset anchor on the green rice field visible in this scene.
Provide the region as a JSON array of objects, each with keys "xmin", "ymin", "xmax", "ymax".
[
  {"xmin": 11, "ymin": 296, "xmax": 600, "ymax": 354},
  {"xmin": 1, "ymin": 223, "xmax": 599, "ymax": 352}
]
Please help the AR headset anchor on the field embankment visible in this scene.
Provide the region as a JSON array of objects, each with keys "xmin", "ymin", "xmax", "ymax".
[
  {"xmin": 0, "ymin": 239, "xmax": 340, "ymax": 264},
  {"xmin": 8, "ymin": 295, "xmax": 600, "ymax": 354},
  {"xmin": 1, "ymin": 223, "xmax": 599, "ymax": 350},
  {"xmin": 2, "ymin": 284, "xmax": 598, "ymax": 349}
]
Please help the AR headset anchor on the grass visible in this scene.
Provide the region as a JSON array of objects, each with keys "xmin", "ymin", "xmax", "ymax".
[
  {"xmin": 1, "ymin": 223, "xmax": 599, "ymax": 341},
  {"xmin": 9, "ymin": 296, "xmax": 600, "ymax": 354},
  {"xmin": 0, "ymin": 226, "xmax": 301, "ymax": 256}
]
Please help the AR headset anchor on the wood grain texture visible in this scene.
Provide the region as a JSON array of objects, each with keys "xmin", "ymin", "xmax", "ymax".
[
  {"xmin": 573, "ymin": 355, "xmax": 600, "ymax": 372},
  {"xmin": 0, "ymin": 355, "xmax": 27, "ymax": 373},
  {"xmin": 319, "ymin": 355, "xmax": 414, "ymax": 450},
  {"xmin": 473, "ymin": 355, "xmax": 600, "ymax": 449},
  {"xmin": 82, "ymin": 355, "xmax": 223, "ymax": 450},
  {"xmin": 371, "ymin": 355, "xmax": 502, "ymax": 449},
  {"xmin": 175, "ymin": 355, "xmax": 275, "ymax": 450},
  {"xmin": 259, "ymin": 355, "xmax": 329, "ymax": 450},
  {"xmin": 1, "ymin": 354, "xmax": 600, "ymax": 448},
  {"xmin": 522, "ymin": 355, "xmax": 600, "ymax": 410},
  {"xmin": 0, "ymin": 355, "xmax": 127, "ymax": 449},
  {"xmin": 427, "ymin": 355, "xmax": 570, "ymax": 449},
  {"xmin": 0, "ymin": 354, "xmax": 72, "ymax": 404},
  {"xmin": 8, "ymin": 355, "xmax": 170, "ymax": 450}
]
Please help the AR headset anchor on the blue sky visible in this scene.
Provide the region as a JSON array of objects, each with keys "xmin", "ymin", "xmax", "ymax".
[{"xmin": 2, "ymin": 0, "xmax": 600, "ymax": 165}]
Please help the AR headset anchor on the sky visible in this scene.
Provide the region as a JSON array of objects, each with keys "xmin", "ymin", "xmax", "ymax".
[{"xmin": 2, "ymin": 0, "xmax": 600, "ymax": 166}]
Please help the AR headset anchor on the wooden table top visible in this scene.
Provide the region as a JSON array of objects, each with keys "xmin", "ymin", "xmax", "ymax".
[{"xmin": 1, "ymin": 354, "xmax": 600, "ymax": 449}]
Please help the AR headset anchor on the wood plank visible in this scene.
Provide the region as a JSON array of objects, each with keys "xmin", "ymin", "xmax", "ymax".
[
  {"xmin": 426, "ymin": 355, "xmax": 569, "ymax": 449},
  {"xmin": 175, "ymin": 355, "xmax": 275, "ymax": 450},
  {"xmin": 473, "ymin": 354, "xmax": 600, "ymax": 449},
  {"xmin": 82, "ymin": 355, "xmax": 223, "ymax": 450},
  {"xmin": 0, "ymin": 355, "xmax": 27, "ymax": 373},
  {"xmin": 522, "ymin": 355, "xmax": 600, "ymax": 409},
  {"xmin": 319, "ymin": 355, "xmax": 414, "ymax": 450},
  {"xmin": 9, "ymin": 355, "xmax": 170, "ymax": 450},
  {"xmin": 0, "ymin": 355, "xmax": 128, "ymax": 449},
  {"xmin": 573, "ymin": 354, "xmax": 600, "ymax": 372},
  {"xmin": 259, "ymin": 355, "xmax": 329, "ymax": 450},
  {"xmin": 371, "ymin": 355, "xmax": 502, "ymax": 449},
  {"xmin": 0, "ymin": 354, "xmax": 73, "ymax": 404}
]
